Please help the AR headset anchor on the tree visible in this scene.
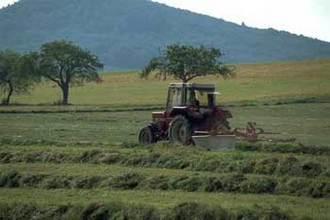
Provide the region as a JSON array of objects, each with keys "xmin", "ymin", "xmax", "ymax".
[
  {"xmin": 141, "ymin": 44, "xmax": 233, "ymax": 83},
  {"xmin": 38, "ymin": 40, "xmax": 103, "ymax": 105},
  {"xmin": 0, "ymin": 50, "xmax": 37, "ymax": 105}
]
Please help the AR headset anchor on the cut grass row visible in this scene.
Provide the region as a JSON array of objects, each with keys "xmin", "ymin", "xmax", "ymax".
[
  {"xmin": 0, "ymin": 146, "xmax": 328, "ymax": 178},
  {"xmin": 0, "ymin": 163, "xmax": 329, "ymax": 198},
  {"xmin": 1, "ymin": 188, "xmax": 329, "ymax": 219},
  {"xmin": 1, "ymin": 138, "xmax": 330, "ymax": 156},
  {"xmin": 236, "ymin": 142, "xmax": 330, "ymax": 156},
  {"xmin": 1, "ymin": 141, "xmax": 329, "ymax": 163},
  {"xmin": 0, "ymin": 199, "xmax": 290, "ymax": 220}
]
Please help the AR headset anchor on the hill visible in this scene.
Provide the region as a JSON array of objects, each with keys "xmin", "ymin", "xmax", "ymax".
[{"xmin": 1, "ymin": 0, "xmax": 330, "ymax": 70}]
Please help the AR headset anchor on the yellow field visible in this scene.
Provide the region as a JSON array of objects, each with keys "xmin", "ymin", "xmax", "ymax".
[{"xmin": 7, "ymin": 59, "xmax": 330, "ymax": 107}]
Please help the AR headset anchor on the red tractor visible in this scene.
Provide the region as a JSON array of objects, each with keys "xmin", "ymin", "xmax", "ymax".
[{"xmin": 138, "ymin": 83, "xmax": 234, "ymax": 145}]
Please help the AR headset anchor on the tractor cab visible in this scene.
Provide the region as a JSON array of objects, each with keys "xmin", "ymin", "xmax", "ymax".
[
  {"xmin": 166, "ymin": 83, "xmax": 219, "ymax": 113},
  {"xmin": 152, "ymin": 83, "xmax": 220, "ymax": 122}
]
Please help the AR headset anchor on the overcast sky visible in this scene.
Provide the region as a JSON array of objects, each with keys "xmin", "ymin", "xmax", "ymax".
[
  {"xmin": 153, "ymin": 0, "xmax": 330, "ymax": 42},
  {"xmin": 1, "ymin": 0, "xmax": 329, "ymax": 42}
]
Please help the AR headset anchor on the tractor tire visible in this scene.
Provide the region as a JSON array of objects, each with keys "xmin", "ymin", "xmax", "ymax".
[
  {"xmin": 138, "ymin": 126, "xmax": 156, "ymax": 145},
  {"xmin": 169, "ymin": 115, "xmax": 193, "ymax": 145}
]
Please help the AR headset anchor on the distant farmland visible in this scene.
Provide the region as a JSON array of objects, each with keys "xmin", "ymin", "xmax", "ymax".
[{"xmin": 4, "ymin": 59, "xmax": 330, "ymax": 107}]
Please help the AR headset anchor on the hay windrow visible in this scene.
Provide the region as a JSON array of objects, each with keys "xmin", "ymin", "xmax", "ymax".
[
  {"xmin": 0, "ymin": 201, "xmax": 292, "ymax": 220},
  {"xmin": 0, "ymin": 149, "xmax": 328, "ymax": 178},
  {"xmin": 236, "ymin": 142, "xmax": 330, "ymax": 156},
  {"xmin": 0, "ymin": 170, "xmax": 329, "ymax": 198}
]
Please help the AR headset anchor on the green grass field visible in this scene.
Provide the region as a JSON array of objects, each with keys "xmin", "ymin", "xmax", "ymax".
[{"xmin": 0, "ymin": 59, "xmax": 329, "ymax": 219}]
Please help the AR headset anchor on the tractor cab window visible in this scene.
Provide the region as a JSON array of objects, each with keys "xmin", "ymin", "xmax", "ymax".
[
  {"xmin": 187, "ymin": 89, "xmax": 216, "ymax": 108},
  {"xmin": 195, "ymin": 90, "xmax": 208, "ymax": 107},
  {"xmin": 167, "ymin": 87, "xmax": 183, "ymax": 109},
  {"xmin": 186, "ymin": 89, "xmax": 197, "ymax": 106},
  {"xmin": 207, "ymin": 94, "xmax": 216, "ymax": 108}
]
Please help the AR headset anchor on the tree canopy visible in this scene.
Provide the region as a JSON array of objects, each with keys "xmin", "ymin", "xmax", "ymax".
[
  {"xmin": 38, "ymin": 40, "xmax": 104, "ymax": 105},
  {"xmin": 141, "ymin": 44, "xmax": 233, "ymax": 82},
  {"xmin": 0, "ymin": 50, "xmax": 37, "ymax": 105}
]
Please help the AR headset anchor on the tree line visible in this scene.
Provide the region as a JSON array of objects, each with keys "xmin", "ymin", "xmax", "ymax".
[
  {"xmin": 0, "ymin": 40, "xmax": 103, "ymax": 105},
  {"xmin": 0, "ymin": 41, "xmax": 232, "ymax": 105}
]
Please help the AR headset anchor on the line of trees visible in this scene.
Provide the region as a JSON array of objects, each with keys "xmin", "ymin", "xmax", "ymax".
[
  {"xmin": 0, "ymin": 40, "xmax": 103, "ymax": 105},
  {"xmin": 0, "ymin": 50, "xmax": 36, "ymax": 105},
  {"xmin": 1, "ymin": 42, "xmax": 232, "ymax": 106}
]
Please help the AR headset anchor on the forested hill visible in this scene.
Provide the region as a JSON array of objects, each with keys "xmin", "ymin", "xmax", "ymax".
[{"xmin": 1, "ymin": 0, "xmax": 330, "ymax": 70}]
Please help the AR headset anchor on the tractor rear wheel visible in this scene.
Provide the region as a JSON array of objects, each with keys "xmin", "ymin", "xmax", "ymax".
[
  {"xmin": 169, "ymin": 115, "xmax": 192, "ymax": 145},
  {"xmin": 138, "ymin": 126, "xmax": 156, "ymax": 145}
]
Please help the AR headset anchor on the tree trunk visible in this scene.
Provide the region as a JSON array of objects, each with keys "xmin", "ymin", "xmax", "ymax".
[
  {"xmin": 3, "ymin": 82, "xmax": 13, "ymax": 105},
  {"xmin": 61, "ymin": 84, "xmax": 69, "ymax": 105}
]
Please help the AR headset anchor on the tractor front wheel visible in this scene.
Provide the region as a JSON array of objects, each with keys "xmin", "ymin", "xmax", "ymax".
[
  {"xmin": 138, "ymin": 126, "xmax": 156, "ymax": 145},
  {"xmin": 169, "ymin": 116, "xmax": 192, "ymax": 145}
]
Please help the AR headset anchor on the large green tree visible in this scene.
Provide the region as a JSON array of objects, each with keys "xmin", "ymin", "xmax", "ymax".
[
  {"xmin": 141, "ymin": 44, "xmax": 233, "ymax": 82},
  {"xmin": 38, "ymin": 40, "xmax": 103, "ymax": 105},
  {"xmin": 0, "ymin": 50, "xmax": 37, "ymax": 105}
]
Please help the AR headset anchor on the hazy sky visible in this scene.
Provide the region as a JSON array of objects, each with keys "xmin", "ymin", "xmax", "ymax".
[
  {"xmin": 153, "ymin": 0, "xmax": 330, "ymax": 42},
  {"xmin": 1, "ymin": 0, "xmax": 329, "ymax": 42},
  {"xmin": 0, "ymin": 0, "xmax": 16, "ymax": 8}
]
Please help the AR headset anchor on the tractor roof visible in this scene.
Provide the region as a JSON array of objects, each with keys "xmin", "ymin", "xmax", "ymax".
[{"xmin": 169, "ymin": 83, "xmax": 215, "ymax": 89}]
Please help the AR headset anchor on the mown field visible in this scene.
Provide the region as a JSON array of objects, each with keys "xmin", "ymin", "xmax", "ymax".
[{"xmin": 0, "ymin": 59, "xmax": 329, "ymax": 219}]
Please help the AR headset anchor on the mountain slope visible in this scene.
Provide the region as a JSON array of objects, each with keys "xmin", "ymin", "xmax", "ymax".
[{"xmin": 1, "ymin": 0, "xmax": 330, "ymax": 70}]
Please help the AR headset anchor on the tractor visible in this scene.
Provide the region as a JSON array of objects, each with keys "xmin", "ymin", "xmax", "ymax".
[{"xmin": 138, "ymin": 83, "xmax": 234, "ymax": 145}]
